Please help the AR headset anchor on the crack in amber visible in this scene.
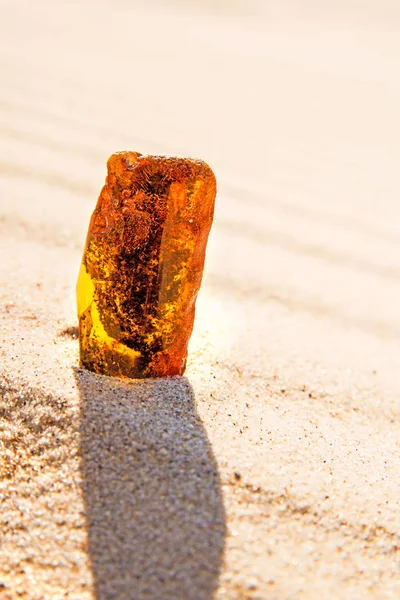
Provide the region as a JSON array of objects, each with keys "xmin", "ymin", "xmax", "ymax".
[{"xmin": 76, "ymin": 151, "xmax": 216, "ymax": 378}]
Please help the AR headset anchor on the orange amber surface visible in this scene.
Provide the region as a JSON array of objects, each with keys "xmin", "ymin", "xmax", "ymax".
[{"xmin": 76, "ymin": 151, "xmax": 216, "ymax": 378}]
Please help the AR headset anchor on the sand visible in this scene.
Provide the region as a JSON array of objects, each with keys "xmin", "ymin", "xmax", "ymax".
[{"xmin": 1, "ymin": 0, "xmax": 400, "ymax": 598}]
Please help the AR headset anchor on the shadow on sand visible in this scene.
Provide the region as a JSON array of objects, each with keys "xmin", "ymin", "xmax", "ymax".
[{"xmin": 74, "ymin": 368, "xmax": 226, "ymax": 600}]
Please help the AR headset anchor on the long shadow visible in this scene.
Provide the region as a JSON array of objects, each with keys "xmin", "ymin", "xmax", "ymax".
[{"xmin": 74, "ymin": 368, "xmax": 226, "ymax": 600}]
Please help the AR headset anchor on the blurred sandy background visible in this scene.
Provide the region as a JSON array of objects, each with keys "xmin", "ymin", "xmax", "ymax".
[{"xmin": 1, "ymin": 0, "xmax": 400, "ymax": 598}]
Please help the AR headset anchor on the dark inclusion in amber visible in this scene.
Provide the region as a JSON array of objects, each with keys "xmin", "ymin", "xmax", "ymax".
[{"xmin": 76, "ymin": 151, "xmax": 216, "ymax": 378}]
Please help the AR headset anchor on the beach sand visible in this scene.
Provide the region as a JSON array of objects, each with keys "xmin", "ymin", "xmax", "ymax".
[{"xmin": 1, "ymin": 0, "xmax": 400, "ymax": 598}]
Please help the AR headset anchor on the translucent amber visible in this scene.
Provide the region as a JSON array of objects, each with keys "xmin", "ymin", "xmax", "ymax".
[{"xmin": 76, "ymin": 151, "xmax": 216, "ymax": 378}]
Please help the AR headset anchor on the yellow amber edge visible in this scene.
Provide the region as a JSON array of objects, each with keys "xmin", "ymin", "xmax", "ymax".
[{"xmin": 76, "ymin": 263, "xmax": 141, "ymax": 366}]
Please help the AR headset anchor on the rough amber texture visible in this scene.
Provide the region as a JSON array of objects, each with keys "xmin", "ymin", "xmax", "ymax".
[{"xmin": 77, "ymin": 151, "xmax": 216, "ymax": 378}]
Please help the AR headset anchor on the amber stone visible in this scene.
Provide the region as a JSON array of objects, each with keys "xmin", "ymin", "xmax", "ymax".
[{"xmin": 76, "ymin": 151, "xmax": 216, "ymax": 378}]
